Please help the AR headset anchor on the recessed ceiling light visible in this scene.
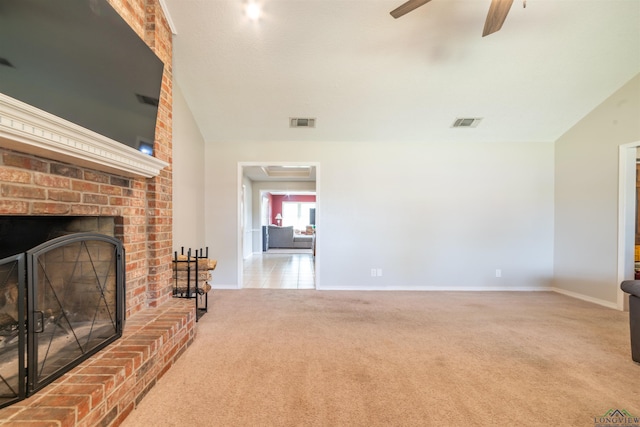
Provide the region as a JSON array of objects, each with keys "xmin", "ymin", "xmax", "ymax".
[{"xmin": 245, "ymin": 2, "xmax": 261, "ymax": 21}]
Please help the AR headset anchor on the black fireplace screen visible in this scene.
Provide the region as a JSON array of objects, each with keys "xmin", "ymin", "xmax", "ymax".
[{"xmin": 0, "ymin": 233, "xmax": 125, "ymax": 408}]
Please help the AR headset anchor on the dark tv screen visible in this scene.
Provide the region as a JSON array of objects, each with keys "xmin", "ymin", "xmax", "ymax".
[{"xmin": 0, "ymin": 0, "xmax": 164, "ymax": 154}]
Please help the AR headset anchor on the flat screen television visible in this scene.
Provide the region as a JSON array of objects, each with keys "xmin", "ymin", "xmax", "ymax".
[{"xmin": 0, "ymin": 0, "xmax": 164, "ymax": 155}]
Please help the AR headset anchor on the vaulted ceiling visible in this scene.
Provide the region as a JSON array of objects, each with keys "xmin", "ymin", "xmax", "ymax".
[{"xmin": 163, "ymin": 0, "xmax": 640, "ymax": 144}]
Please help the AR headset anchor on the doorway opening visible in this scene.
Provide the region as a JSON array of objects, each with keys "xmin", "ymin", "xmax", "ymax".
[
  {"xmin": 618, "ymin": 142, "xmax": 640, "ymax": 311},
  {"xmin": 238, "ymin": 163, "xmax": 319, "ymax": 289}
]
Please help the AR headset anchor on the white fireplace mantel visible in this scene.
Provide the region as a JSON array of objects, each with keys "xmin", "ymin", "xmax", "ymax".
[{"xmin": 0, "ymin": 93, "xmax": 168, "ymax": 178}]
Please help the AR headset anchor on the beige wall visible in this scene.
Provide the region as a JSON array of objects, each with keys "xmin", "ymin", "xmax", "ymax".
[
  {"xmin": 554, "ymin": 73, "xmax": 640, "ymax": 306},
  {"xmin": 172, "ymin": 82, "xmax": 206, "ymax": 252},
  {"xmin": 204, "ymin": 139, "xmax": 555, "ymax": 290},
  {"xmin": 176, "ymin": 73, "xmax": 640, "ymax": 303}
]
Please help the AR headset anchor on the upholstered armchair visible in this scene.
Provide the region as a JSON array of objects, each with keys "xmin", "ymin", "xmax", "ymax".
[{"xmin": 620, "ymin": 280, "xmax": 640, "ymax": 363}]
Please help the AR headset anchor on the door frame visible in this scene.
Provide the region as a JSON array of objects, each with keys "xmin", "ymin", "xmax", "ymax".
[
  {"xmin": 617, "ymin": 141, "xmax": 640, "ymax": 311},
  {"xmin": 237, "ymin": 161, "xmax": 321, "ymax": 289}
]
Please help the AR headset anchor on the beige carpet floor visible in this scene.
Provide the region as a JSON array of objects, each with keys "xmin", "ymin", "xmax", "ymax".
[{"xmin": 121, "ymin": 290, "xmax": 639, "ymax": 427}]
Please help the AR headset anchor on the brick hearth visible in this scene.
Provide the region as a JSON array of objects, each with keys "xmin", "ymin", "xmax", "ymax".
[
  {"xmin": 0, "ymin": 299, "xmax": 194, "ymax": 427},
  {"xmin": 0, "ymin": 1, "xmax": 187, "ymax": 425}
]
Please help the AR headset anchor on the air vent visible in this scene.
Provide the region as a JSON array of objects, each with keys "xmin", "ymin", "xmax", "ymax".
[
  {"xmin": 452, "ymin": 117, "xmax": 483, "ymax": 128},
  {"xmin": 290, "ymin": 118, "xmax": 316, "ymax": 128},
  {"xmin": 0, "ymin": 57, "xmax": 14, "ymax": 68},
  {"xmin": 135, "ymin": 93, "xmax": 160, "ymax": 107}
]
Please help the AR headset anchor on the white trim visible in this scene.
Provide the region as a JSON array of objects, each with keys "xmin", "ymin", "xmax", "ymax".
[
  {"xmin": 551, "ymin": 287, "xmax": 618, "ymax": 310},
  {"xmin": 0, "ymin": 94, "xmax": 168, "ymax": 178},
  {"xmin": 211, "ymin": 284, "xmax": 241, "ymax": 290},
  {"xmin": 315, "ymin": 165, "xmax": 321, "ymax": 289},
  {"xmin": 318, "ymin": 286, "xmax": 554, "ymax": 292},
  {"xmin": 314, "ymin": 286, "xmax": 617, "ymax": 310},
  {"xmin": 208, "ymin": 284, "xmax": 622, "ymax": 308},
  {"xmin": 617, "ymin": 141, "xmax": 640, "ymax": 311},
  {"xmin": 158, "ymin": 0, "xmax": 178, "ymax": 35},
  {"xmin": 237, "ymin": 164, "xmax": 244, "ymax": 288}
]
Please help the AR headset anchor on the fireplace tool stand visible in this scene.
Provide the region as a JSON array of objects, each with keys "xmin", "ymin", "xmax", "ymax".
[{"xmin": 172, "ymin": 247, "xmax": 216, "ymax": 321}]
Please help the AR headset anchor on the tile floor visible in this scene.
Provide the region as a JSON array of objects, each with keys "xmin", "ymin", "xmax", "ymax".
[{"xmin": 243, "ymin": 250, "xmax": 315, "ymax": 289}]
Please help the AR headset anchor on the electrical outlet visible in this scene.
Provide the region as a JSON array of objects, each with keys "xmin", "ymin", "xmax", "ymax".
[
  {"xmin": 495, "ymin": 269, "xmax": 502, "ymax": 278},
  {"xmin": 371, "ymin": 268, "xmax": 377, "ymax": 277}
]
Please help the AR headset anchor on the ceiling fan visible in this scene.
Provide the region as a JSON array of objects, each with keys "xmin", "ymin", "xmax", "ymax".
[{"xmin": 390, "ymin": 0, "xmax": 515, "ymax": 37}]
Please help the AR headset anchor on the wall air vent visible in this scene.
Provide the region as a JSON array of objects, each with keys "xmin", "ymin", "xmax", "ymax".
[
  {"xmin": 290, "ymin": 118, "xmax": 316, "ymax": 128},
  {"xmin": 452, "ymin": 117, "xmax": 483, "ymax": 128}
]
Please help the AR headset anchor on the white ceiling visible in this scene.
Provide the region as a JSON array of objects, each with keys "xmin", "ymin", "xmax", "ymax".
[{"xmin": 163, "ymin": 0, "xmax": 640, "ymax": 145}]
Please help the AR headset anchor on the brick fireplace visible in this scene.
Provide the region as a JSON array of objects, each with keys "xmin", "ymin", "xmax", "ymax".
[
  {"xmin": 0, "ymin": 1, "xmax": 193, "ymax": 425},
  {"xmin": 0, "ymin": 0, "xmax": 174, "ymax": 316},
  {"xmin": 0, "ymin": 149, "xmax": 173, "ymax": 315}
]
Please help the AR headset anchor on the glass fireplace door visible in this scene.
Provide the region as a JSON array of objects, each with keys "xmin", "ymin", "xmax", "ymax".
[
  {"xmin": 0, "ymin": 254, "xmax": 26, "ymax": 409},
  {"xmin": 26, "ymin": 233, "xmax": 124, "ymax": 393}
]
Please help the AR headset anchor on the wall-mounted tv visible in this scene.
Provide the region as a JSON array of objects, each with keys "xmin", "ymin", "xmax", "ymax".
[{"xmin": 0, "ymin": 0, "xmax": 164, "ymax": 155}]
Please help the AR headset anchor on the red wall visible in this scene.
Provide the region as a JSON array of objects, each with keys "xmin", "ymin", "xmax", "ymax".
[{"xmin": 270, "ymin": 194, "xmax": 316, "ymax": 225}]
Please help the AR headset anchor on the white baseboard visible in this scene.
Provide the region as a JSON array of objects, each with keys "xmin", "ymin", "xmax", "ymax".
[
  {"xmin": 208, "ymin": 285, "xmax": 619, "ymax": 311},
  {"xmin": 316, "ymin": 285, "xmax": 553, "ymax": 292},
  {"xmin": 211, "ymin": 284, "xmax": 241, "ymax": 290},
  {"xmin": 551, "ymin": 287, "xmax": 618, "ymax": 310}
]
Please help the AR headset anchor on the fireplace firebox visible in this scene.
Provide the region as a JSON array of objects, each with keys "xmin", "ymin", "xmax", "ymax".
[{"xmin": 0, "ymin": 232, "xmax": 125, "ymax": 409}]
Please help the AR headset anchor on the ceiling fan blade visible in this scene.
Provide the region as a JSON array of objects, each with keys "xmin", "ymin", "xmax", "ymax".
[
  {"xmin": 390, "ymin": 0, "xmax": 433, "ymax": 19},
  {"xmin": 482, "ymin": 0, "xmax": 514, "ymax": 37}
]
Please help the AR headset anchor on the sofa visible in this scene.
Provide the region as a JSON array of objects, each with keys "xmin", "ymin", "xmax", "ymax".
[
  {"xmin": 266, "ymin": 225, "xmax": 314, "ymax": 249},
  {"xmin": 620, "ymin": 280, "xmax": 640, "ymax": 363}
]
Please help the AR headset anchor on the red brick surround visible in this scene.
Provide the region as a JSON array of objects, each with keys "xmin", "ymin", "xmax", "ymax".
[
  {"xmin": 0, "ymin": 1, "xmax": 190, "ymax": 425},
  {"xmin": 0, "ymin": 148, "xmax": 171, "ymax": 316}
]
